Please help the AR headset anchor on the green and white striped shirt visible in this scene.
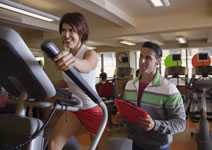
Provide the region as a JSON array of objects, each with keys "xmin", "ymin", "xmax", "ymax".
[{"xmin": 123, "ymin": 71, "xmax": 186, "ymax": 149}]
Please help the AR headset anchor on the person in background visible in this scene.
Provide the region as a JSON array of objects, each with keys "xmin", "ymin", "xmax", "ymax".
[
  {"xmin": 119, "ymin": 41, "xmax": 186, "ymax": 150},
  {"xmin": 96, "ymin": 72, "xmax": 113, "ymax": 97},
  {"xmin": 48, "ymin": 12, "xmax": 105, "ymax": 150},
  {"xmin": 99, "ymin": 72, "xmax": 108, "ymax": 84}
]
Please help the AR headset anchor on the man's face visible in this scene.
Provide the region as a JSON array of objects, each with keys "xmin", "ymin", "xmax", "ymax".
[
  {"xmin": 61, "ymin": 23, "xmax": 81, "ymax": 50},
  {"xmin": 139, "ymin": 47, "xmax": 160, "ymax": 74}
]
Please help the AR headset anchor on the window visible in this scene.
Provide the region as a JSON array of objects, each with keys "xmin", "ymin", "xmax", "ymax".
[
  {"xmin": 96, "ymin": 52, "xmax": 116, "ymax": 79},
  {"xmin": 136, "ymin": 51, "xmax": 140, "ymax": 70}
]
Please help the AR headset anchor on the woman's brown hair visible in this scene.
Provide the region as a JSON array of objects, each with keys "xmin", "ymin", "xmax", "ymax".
[{"xmin": 59, "ymin": 12, "xmax": 89, "ymax": 44}]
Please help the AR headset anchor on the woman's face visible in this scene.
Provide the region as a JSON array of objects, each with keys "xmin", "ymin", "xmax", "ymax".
[
  {"xmin": 61, "ymin": 23, "xmax": 81, "ymax": 50},
  {"xmin": 139, "ymin": 47, "xmax": 160, "ymax": 74}
]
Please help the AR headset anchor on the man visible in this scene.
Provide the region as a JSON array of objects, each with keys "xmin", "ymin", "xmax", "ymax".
[{"xmin": 122, "ymin": 41, "xmax": 186, "ymax": 150}]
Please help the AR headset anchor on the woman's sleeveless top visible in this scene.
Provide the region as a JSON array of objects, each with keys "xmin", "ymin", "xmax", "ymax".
[{"xmin": 62, "ymin": 45, "xmax": 97, "ymax": 109}]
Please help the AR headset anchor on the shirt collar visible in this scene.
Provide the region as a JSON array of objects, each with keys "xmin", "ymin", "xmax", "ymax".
[
  {"xmin": 150, "ymin": 70, "xmax": 161, "ymax": 86},
  {"xmin": 133, "ymin": 70, "xmax": 161, "ymax": 87}
]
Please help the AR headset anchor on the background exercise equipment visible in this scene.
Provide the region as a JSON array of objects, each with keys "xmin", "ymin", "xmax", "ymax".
[
  {"xmin": 188, "ymin": 52, "xmax": 212, "ymax": 150},
  {"xmin": 164, "ymin": 54, "xmax": 189, "ymax": 114},
  {"xmin": 189, "ymin": 52, "xmax": 212, "ymax": 122}
]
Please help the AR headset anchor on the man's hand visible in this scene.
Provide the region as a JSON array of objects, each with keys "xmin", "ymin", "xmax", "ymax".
[{"xmin": 136, "ymin": 114, "xmax": 155, "ymax": 131}]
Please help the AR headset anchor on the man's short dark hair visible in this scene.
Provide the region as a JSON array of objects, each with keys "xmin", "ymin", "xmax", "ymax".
[
  {"xmin": 59, "ymin": 12, "xmax": 89, "ymax": 44},
  {"xmin": 142, "ymin": 41, "xmax": 162, "ymax": 58}
]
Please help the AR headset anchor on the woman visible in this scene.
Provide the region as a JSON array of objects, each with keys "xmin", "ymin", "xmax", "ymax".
[{"xmin": 48, "ymin": 12, "xmax": 104, "ymax": 150}]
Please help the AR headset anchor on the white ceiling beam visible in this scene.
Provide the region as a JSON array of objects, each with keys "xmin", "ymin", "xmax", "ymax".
[
  {"xmin": 67, "ymin": 0, "xmax": 136, "ymax": 27},
  {"xmin": 90, "ymin": 13, "xmax": 212, "ymax": 40}
]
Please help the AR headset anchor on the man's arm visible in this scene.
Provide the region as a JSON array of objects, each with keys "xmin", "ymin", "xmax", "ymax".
[{"xmin": 153, "ymin": 93, "xmax": 186, "ymax": 135}]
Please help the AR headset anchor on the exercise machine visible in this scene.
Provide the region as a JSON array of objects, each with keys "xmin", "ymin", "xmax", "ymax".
[
  {"xmin": 0, "ymin": 25, "xmax": 55, "ymax": 150},
  {"xmin": 190, "ymin": 80, "xmax": 212, "ymax": 150},
  {"xmin": 187, "ymin": 52, "xmax": 212, "ymax": 150},
  {"xmin": 164, "ymin": 54, "xmax": 190, "ymax": 113},
  {"xmin": 189, "ymin": 53, "xmax": 212, "ymax": 122},
  {"xmin": 0, "ymin": 26, "xmax": 108, "ymax": 150}
]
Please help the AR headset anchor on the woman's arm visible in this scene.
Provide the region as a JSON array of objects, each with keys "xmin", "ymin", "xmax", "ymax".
[
  {"xmin": 54, "ymin": 50, "xmax": 97, "ymax": 73},
  {"xmin": 74, "ymin": 50, "xmax": 97, "ymax": 73}
]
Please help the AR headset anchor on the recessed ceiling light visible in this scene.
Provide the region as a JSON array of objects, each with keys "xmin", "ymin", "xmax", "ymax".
[
  {"xmin": 149, "ymin": 0, "xmax": 170, "ymax": 7},
  {"xmin": 176, "ymin": 36, "xmax": 187, "ymax": 44},
  {"xmin": 85, "ymin": 45, "xmax": 96, "ymax": 50},
  {"xmin": 120, "ymin": 40, "xmax": 136, "ymax": 46}
]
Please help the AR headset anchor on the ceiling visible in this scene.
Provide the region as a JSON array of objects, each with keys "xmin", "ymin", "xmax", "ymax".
[{"xmin": 1, "ymin": 0, "xmax": 212, "ymax": 51}]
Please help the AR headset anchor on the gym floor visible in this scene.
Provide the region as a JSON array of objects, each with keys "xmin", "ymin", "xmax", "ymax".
[
  {"xmin": 77, "ymin": 118, "xmax": 209, "ymax": 150},
  {"xmin": 171, "ymin": 118, "xmax": 198, "ymax": 150}
]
